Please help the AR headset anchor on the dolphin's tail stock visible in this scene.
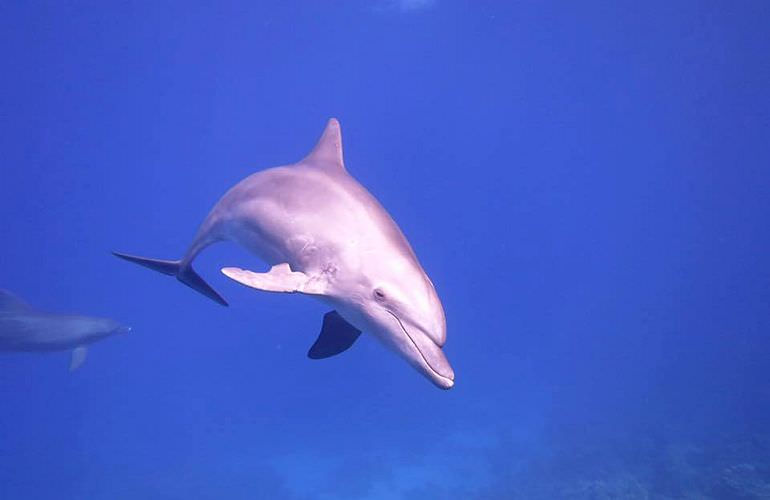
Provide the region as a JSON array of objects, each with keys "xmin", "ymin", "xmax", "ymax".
[{"xmin": 112, "ymin": 251, "xmax": 228, "ymax": 306}]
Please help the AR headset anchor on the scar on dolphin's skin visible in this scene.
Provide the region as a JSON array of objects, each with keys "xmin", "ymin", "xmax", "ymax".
[{"xmin": 114, "ymin": 119, "xmax": 453, "ymax": 389}]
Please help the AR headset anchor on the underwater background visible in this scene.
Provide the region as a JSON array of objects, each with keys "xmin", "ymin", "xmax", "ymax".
[{"xmin": 1, "ymin": 1, "xmax": 769, "ymax": 498}]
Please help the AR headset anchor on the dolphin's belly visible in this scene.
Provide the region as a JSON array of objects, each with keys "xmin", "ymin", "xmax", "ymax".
[
  {"xmin": 225, "ymin": 211, "xmax": 342, "ymax": 275},
  {"xmin": 219, "ymin": 166, "xmax": 382, "ymax": 274}
]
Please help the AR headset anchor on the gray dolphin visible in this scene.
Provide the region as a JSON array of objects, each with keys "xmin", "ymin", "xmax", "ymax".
[
  {"xmin": 114, "ymin": 119, "xmax": 454, "ymax": 389},
  {"xmin": 0, "ymin": 290, "xmax": 131, "ymax": 371}
]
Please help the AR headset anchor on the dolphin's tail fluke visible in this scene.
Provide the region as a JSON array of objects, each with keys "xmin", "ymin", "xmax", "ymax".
[{"xmin": 112, "ymin": 251, "xmax": 228, "ymax": 306}]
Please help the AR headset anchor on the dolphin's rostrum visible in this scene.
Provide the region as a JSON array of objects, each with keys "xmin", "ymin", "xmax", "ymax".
[
  {"xmin": 114, "ymin": 119, "xmax": 454, "ymax": 389},
  {"xmin": 0, "ymin": 290, "xmax": 130, "ymax": 371}
]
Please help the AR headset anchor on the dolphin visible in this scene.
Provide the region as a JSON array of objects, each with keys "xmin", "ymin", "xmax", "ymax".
[
  {"xmin": 0, "ymin": 290, "xmax": 131, "ymax": 371},
  {"xmin": 114, "ymin": 119, "xmax": 454, "ymax": 389}
]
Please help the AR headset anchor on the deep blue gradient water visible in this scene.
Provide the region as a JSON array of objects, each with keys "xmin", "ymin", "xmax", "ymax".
[{"xmin": 1, "ymin": 2, "xmax": 769, "ymax": 498}]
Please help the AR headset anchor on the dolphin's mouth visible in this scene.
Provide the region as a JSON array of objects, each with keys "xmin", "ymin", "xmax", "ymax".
[{"xmin": 387, "ymin": 311, "xmax": 454, "ymax": 389}]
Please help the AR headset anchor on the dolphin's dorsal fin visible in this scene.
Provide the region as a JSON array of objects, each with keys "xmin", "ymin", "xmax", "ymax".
[
  {"xmin": 308, "ymin": 311, "xmax": 361, "ymax": 359},
  {"xmin": 0, "ymin": 290, "xmax": 32, "ymax": 312},
  {"xmin": 302, "ymin": 118, "xmax": 345, "ymax": 171}
]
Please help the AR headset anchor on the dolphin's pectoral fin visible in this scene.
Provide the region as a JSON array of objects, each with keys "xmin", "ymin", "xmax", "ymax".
[
  {"xmin": 308, "ymin": 311, "xmax": 362, "ymax": 359},
  {"xmin": 221, "ymin": 263, "xmax": 327, "ymax": 295},
  {"xmin": 69, "ymin": 346, "xmax": 88, "ymax": 372}
]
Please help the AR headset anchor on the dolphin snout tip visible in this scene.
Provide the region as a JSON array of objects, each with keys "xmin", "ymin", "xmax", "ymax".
[
  {"xmin": 429, "ymin": 356, "xmax": 455, "ymax": 390},
  {"xmin": 435, "ymin": 374, "xmax": 455, "ymax": 390}
]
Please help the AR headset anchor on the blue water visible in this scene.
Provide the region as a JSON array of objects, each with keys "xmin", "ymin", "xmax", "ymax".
[{"xmin": 2, "ymin": 2, "xmax": 769, "ymax": 498}]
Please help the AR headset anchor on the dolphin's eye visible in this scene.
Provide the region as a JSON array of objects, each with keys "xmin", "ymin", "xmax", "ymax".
[{"xmin": 373, "ymin": 288, "xmax": 386, "ymax": 301}]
